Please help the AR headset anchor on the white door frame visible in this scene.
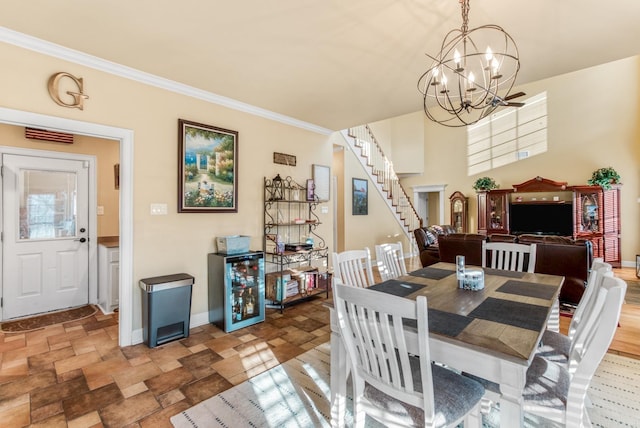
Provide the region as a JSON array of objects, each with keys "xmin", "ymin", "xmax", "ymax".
[
  {"xmin": 0, "ymin": 107, "xmax": 134, "ymax": 346},
  {"xmin": 1, "ymin": 148, "xmax": 96, "ymax": 317},
  {"xmin": 412, "ymin": 184, "xmax": 447, "ymax": 226}
]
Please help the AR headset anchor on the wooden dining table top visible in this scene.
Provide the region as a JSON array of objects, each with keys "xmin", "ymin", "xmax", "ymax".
[{"xmin": 367, "ymin": 262, "xmax": 564, "ymax": 362}]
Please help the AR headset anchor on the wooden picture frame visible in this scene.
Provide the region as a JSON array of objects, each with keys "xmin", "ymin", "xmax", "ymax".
[
  {"xmin": 312, "ymin": 164, "xmax": 330, "ymax": 202},
  {"xmin": 352, "ymin": 178, "xmax": 368, "ymax": 215},
  {"xmin": 178, "ymin": 119, "xmax": 238, "ymax": 212}
]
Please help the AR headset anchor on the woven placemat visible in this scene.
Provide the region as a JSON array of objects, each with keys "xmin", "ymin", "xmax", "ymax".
[
  {"xmin": 409, "ymin": 267, "xmax": 454, "ymax": 280},
  {"xmin": 369, "ymin": 279, "xmax": 426, "ymax": 297}
]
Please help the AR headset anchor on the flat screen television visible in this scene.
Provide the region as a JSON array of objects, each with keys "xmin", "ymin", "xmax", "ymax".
[{"xmin": 509, "ymin": 203, "xmax": 574, "ymax": 236}]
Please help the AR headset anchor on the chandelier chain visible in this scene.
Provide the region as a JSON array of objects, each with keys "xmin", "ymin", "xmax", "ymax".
[{"xmin": 460, "ymin": 0, "xmax": 469, "ymax": 34}]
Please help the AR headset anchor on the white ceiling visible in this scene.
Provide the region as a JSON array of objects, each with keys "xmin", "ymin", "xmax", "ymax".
[{"xmin": 2, "ymin": 0, "xmax": 640, "ymax": 131}]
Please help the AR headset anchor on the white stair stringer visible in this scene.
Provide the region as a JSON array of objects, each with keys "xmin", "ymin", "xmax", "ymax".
[{"xmin": 340, "ymin": 128, "xmax": 421, "ymax": 256}]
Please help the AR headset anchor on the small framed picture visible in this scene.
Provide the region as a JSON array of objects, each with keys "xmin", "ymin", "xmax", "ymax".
[
  {"xmin": 312, "ymin": 164, "xmax": 330, "ymax": 201},
  {"xmin": 306, "ymin": 179, "xmax": 315, "ymax": 201},
  {"xmin": 352, "ymin": 178, "xmax": 368, "ymax": 215}
]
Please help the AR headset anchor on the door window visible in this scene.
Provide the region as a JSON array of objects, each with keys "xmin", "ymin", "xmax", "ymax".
[{"xmin": 19, "ymin": 169, "xmax": 77, "ymax": 240}]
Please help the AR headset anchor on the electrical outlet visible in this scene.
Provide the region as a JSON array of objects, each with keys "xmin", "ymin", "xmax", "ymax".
[
  {"xmin": 321, "ymin": 205, "xmax": 329, "ymax": 214},
  {"xmin": 97, "ymin": 206, "xmax": 105, "ymax": 215}
]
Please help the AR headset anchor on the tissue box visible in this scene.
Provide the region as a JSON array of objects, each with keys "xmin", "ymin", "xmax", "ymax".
[{"xmin": 215, "ymin": 235, "xmax": 250, "ymax": 254}]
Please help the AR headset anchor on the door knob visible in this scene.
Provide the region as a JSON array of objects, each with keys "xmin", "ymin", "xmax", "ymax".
[{"xmin": 75, "ymin": 237, "xmax": 87, "ymax": 243}]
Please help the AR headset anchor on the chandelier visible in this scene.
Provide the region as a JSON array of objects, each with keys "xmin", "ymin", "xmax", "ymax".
[{"xmin": 417, "ymin": 0, "xmax": 521, "ymax": 127}]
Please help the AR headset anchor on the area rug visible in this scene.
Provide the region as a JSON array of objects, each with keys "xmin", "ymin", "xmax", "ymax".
[
  {"xmin": 171, "ymin": 342, "xmax": 640, "ymax": 428},
  {"xmin": 0, "ymin": 305, "xmax": 97, "ymax": 333}
]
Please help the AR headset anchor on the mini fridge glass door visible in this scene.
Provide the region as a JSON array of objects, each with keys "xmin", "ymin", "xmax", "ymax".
[{"xmin": 224, "ymin": 252, "xmax": 265, "ymax": 332}]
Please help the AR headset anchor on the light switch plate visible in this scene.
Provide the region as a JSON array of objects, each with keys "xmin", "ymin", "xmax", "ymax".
[
  {"xmin": 150, "ymin": 203, "xmax": 168, "ymax": 215},
  {"xmin": 97, "ymin": 206, "xmax": 105, "ymax": 215},
  {"xmin": 321, "ymin": 205, "xmax": 329, "ymax": 214}
]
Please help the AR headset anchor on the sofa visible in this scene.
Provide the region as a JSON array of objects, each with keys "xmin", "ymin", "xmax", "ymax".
[
  {"xmin": 413, "ymin": 225, "xmax": 456, "ymax": 267},
  {"xmin": 516, "ymin": 234, "xmax": 593, "ymax": 305},
  {"xmin": 434, "ymin": 232, "xmax": 593, "ymax": 305},
  {"xmin": 437, "ymin": 233, "xmax": 486, "ymax": 266}
]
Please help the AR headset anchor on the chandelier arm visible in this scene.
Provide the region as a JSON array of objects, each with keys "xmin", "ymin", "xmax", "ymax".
[{"xmin": 423, "ymin": 62, "xmax": 509, "ymax": 107}]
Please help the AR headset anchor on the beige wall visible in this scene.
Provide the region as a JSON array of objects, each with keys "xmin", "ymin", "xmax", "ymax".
[
  {"xmin": 398, "ymin": 55, "xmax": 640, "ymax": 264},
  {"xmin": 338, "ymin": 140, "xmax": 411, "ymax": 258},
  {"xmin": 369, "ymin": 111, "xmax": 425, "ymax": 175},
  {"xmin": 0, "ymin": 42, "xmax": 333, "ymax": 329},
  {"xmin": 0, "ymin": 124, "xmax": 120, "ymax": 237}
]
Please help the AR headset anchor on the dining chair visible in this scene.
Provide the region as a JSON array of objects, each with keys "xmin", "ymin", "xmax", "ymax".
[
  {"xmin": 332, "ymin": 282, "xmax": 485, "ymax": 428},
  {"xmin": 481, "ymin": 241, "xmax": 537, "ymax": 273},
  {"xmin": 466, "ymin": 275, "xmax": 626, "ymax": 427},
  {"xmin": 537, "ymin": 260, "xmax": 613, "ymax": 365},
  {"xmin": 523, "ymin": 275, "xmax": 627, "ymax": 426},
  {"xmin": 332, "ymin": 248, "xmax": 375, "ymax": 288},
  {"xmin": 374, "ymin": 241, "xmax": 407, "ymax": 281}
]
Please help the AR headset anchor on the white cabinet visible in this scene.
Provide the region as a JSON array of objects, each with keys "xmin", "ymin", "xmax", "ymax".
[{"xmin": 98, "ymin": 243, "xmax": 119, "ymax": 313}]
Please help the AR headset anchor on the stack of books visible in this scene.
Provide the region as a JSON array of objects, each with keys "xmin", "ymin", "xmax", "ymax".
[{"xmin": 286, "ymin": 280, "xmax": 299, "ymax": 297}]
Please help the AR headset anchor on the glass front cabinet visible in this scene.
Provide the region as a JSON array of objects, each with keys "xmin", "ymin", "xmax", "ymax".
[
  {"xmin": 449, "ymin": 191, "xmax": 468, "ymax": 233},
  {"xmin": 572, "ymin": 185, "xmax": 621, "ymax": 266},
  {"xmin": 477, "ymin": 189, "xmax": 512, "ymax": 235}
]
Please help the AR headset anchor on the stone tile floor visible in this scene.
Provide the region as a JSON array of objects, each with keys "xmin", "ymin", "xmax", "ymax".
[
  {"xmin": 1, "ymin": 260, "xmax": 635, "ymax": 427},
  {"xmin": 0, "ymin": 297, "xmax": 331, "ymax": 427}
]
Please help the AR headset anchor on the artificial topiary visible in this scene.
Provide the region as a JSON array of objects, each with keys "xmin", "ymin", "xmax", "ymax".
[
  {"xmin": 472, "ymin": 177, "xmax": 499, "ymax": 192},
  {"xmin": 587, "ymin": 167, "xmax": 621, "ymax": 190}
]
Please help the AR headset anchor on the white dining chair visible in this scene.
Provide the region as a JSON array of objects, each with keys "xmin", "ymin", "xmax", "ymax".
[
  {"xmin": 332, "ymin": 282, "xmax": 485, "ymax": 428},
  {"xmin": 481, "ymin": 241, "xmax": 537, "ymax": 273},
  {"xmin": 523, "ymin": 275, "xmax": 627, "ymax": 426},
  {"xmin": 538, "ymin": 259, "xmax": 613, "ymax": 365},
  {"xmin": 374, "ymin": 241, "xmax": 407, "ymax": 281},
  {"xmin": 332, "ymin": 248, "xmax": 375, "ymax": 288},
  {"xmin": 466, "ymin": 275, "xmax": 626, "ymax": 427}
]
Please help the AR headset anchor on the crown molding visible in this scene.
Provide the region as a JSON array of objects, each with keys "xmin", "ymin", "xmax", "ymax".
[{"xmin": 0, "ymin": 27, "xmax": 333, "ymax": 135}]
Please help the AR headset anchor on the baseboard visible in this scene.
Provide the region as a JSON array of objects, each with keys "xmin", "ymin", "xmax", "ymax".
[{"xmin": 621, "ymin": 260, "xmax": 636, "ymax": 269}]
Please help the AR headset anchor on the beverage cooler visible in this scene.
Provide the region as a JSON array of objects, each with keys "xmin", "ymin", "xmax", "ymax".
[{"xmin": 208, "ymin": 251, "xmax": 265, "ymax": 332}]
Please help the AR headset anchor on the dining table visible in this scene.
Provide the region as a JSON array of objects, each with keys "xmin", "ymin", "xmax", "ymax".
[{"xmin": 328, "ymin": 261, "xmax": 564, "ymax": 427}]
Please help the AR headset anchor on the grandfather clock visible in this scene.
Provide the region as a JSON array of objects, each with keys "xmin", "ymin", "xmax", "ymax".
[{"xmin": 449, "ymin": 191, "xmax": 468, "ymax": 233}]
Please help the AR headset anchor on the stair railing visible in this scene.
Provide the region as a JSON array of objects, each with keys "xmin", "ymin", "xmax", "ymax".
[{"xmin": 346, "ymin": 125, "xmax": 423, "ymax": 247}]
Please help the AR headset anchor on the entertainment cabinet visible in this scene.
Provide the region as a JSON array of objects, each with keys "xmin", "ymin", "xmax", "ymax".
[{"xmin": 477, "ymin": 176, "xmax": 621, "ymax": 266}]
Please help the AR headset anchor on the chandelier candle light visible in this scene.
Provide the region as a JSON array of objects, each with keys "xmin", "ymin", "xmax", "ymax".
[{"xmin": 418, "ymin": 0, "xmax": 521, "ymax": 127}]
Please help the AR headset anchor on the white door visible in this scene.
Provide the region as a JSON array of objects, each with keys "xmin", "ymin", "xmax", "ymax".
[{"xmin": 2, "ymin": 154, "xmax": 90, "ymax": 319}]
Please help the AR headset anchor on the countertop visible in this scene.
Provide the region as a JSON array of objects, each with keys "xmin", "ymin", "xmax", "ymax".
[{"xmin": 98, "ymin": 236, "xmax": 119, "ymax": 248}]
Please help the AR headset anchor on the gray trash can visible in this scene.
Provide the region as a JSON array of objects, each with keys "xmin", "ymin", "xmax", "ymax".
[{"xmin": 139, "ymin": 273, "xmax": 194, "ymax": 348}]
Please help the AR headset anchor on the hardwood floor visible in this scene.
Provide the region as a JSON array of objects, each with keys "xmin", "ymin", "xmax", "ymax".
[
  {"xmin": 0, "ymin": 258, "xmax": 637, "ymax": 427},
  {"xmin": 602, "ymin": 266, "xmax": 640, "ymax": 359}
]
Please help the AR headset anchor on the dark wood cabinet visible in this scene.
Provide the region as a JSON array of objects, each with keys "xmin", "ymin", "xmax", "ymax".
[
  {"xmin": 477, "ymin": 189, "xmax": 512, "ymax": 236},
  {"xmin": 475, "ymin": 177, "xmax": 621, "ymax": 266},
  {"xmin": 573, "ymin": 185, "xmax": 621, "ymax": 267}
]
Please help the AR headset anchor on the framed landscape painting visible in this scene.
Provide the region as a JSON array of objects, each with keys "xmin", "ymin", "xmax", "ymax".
[
  {"xmin": 352, "ymin": 178, "xmax": 368, "ymax": 215},
  {"xmin": 178, "ymin": 119, "xmax": 238, "ymax": 212}
]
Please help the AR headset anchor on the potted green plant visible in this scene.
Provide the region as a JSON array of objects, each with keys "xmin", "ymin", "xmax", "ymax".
[
  {"xmin": 472, "ymin": 177, "xmax": 499, "ymax": 192},
  {"xmin": 587, "ymin": 167, "xmax": 621, "ymax": 190}
]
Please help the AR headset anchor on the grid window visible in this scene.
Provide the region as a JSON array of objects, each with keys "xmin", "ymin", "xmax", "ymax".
[{"xmin": 467, "ymin": 92, "xmax": 547, "ymax": 175}]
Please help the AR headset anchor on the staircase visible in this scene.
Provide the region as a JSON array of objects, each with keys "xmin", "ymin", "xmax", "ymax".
[{"xmin": 344, "ymin": 125, "xmax": 422, "ymax": 251}]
